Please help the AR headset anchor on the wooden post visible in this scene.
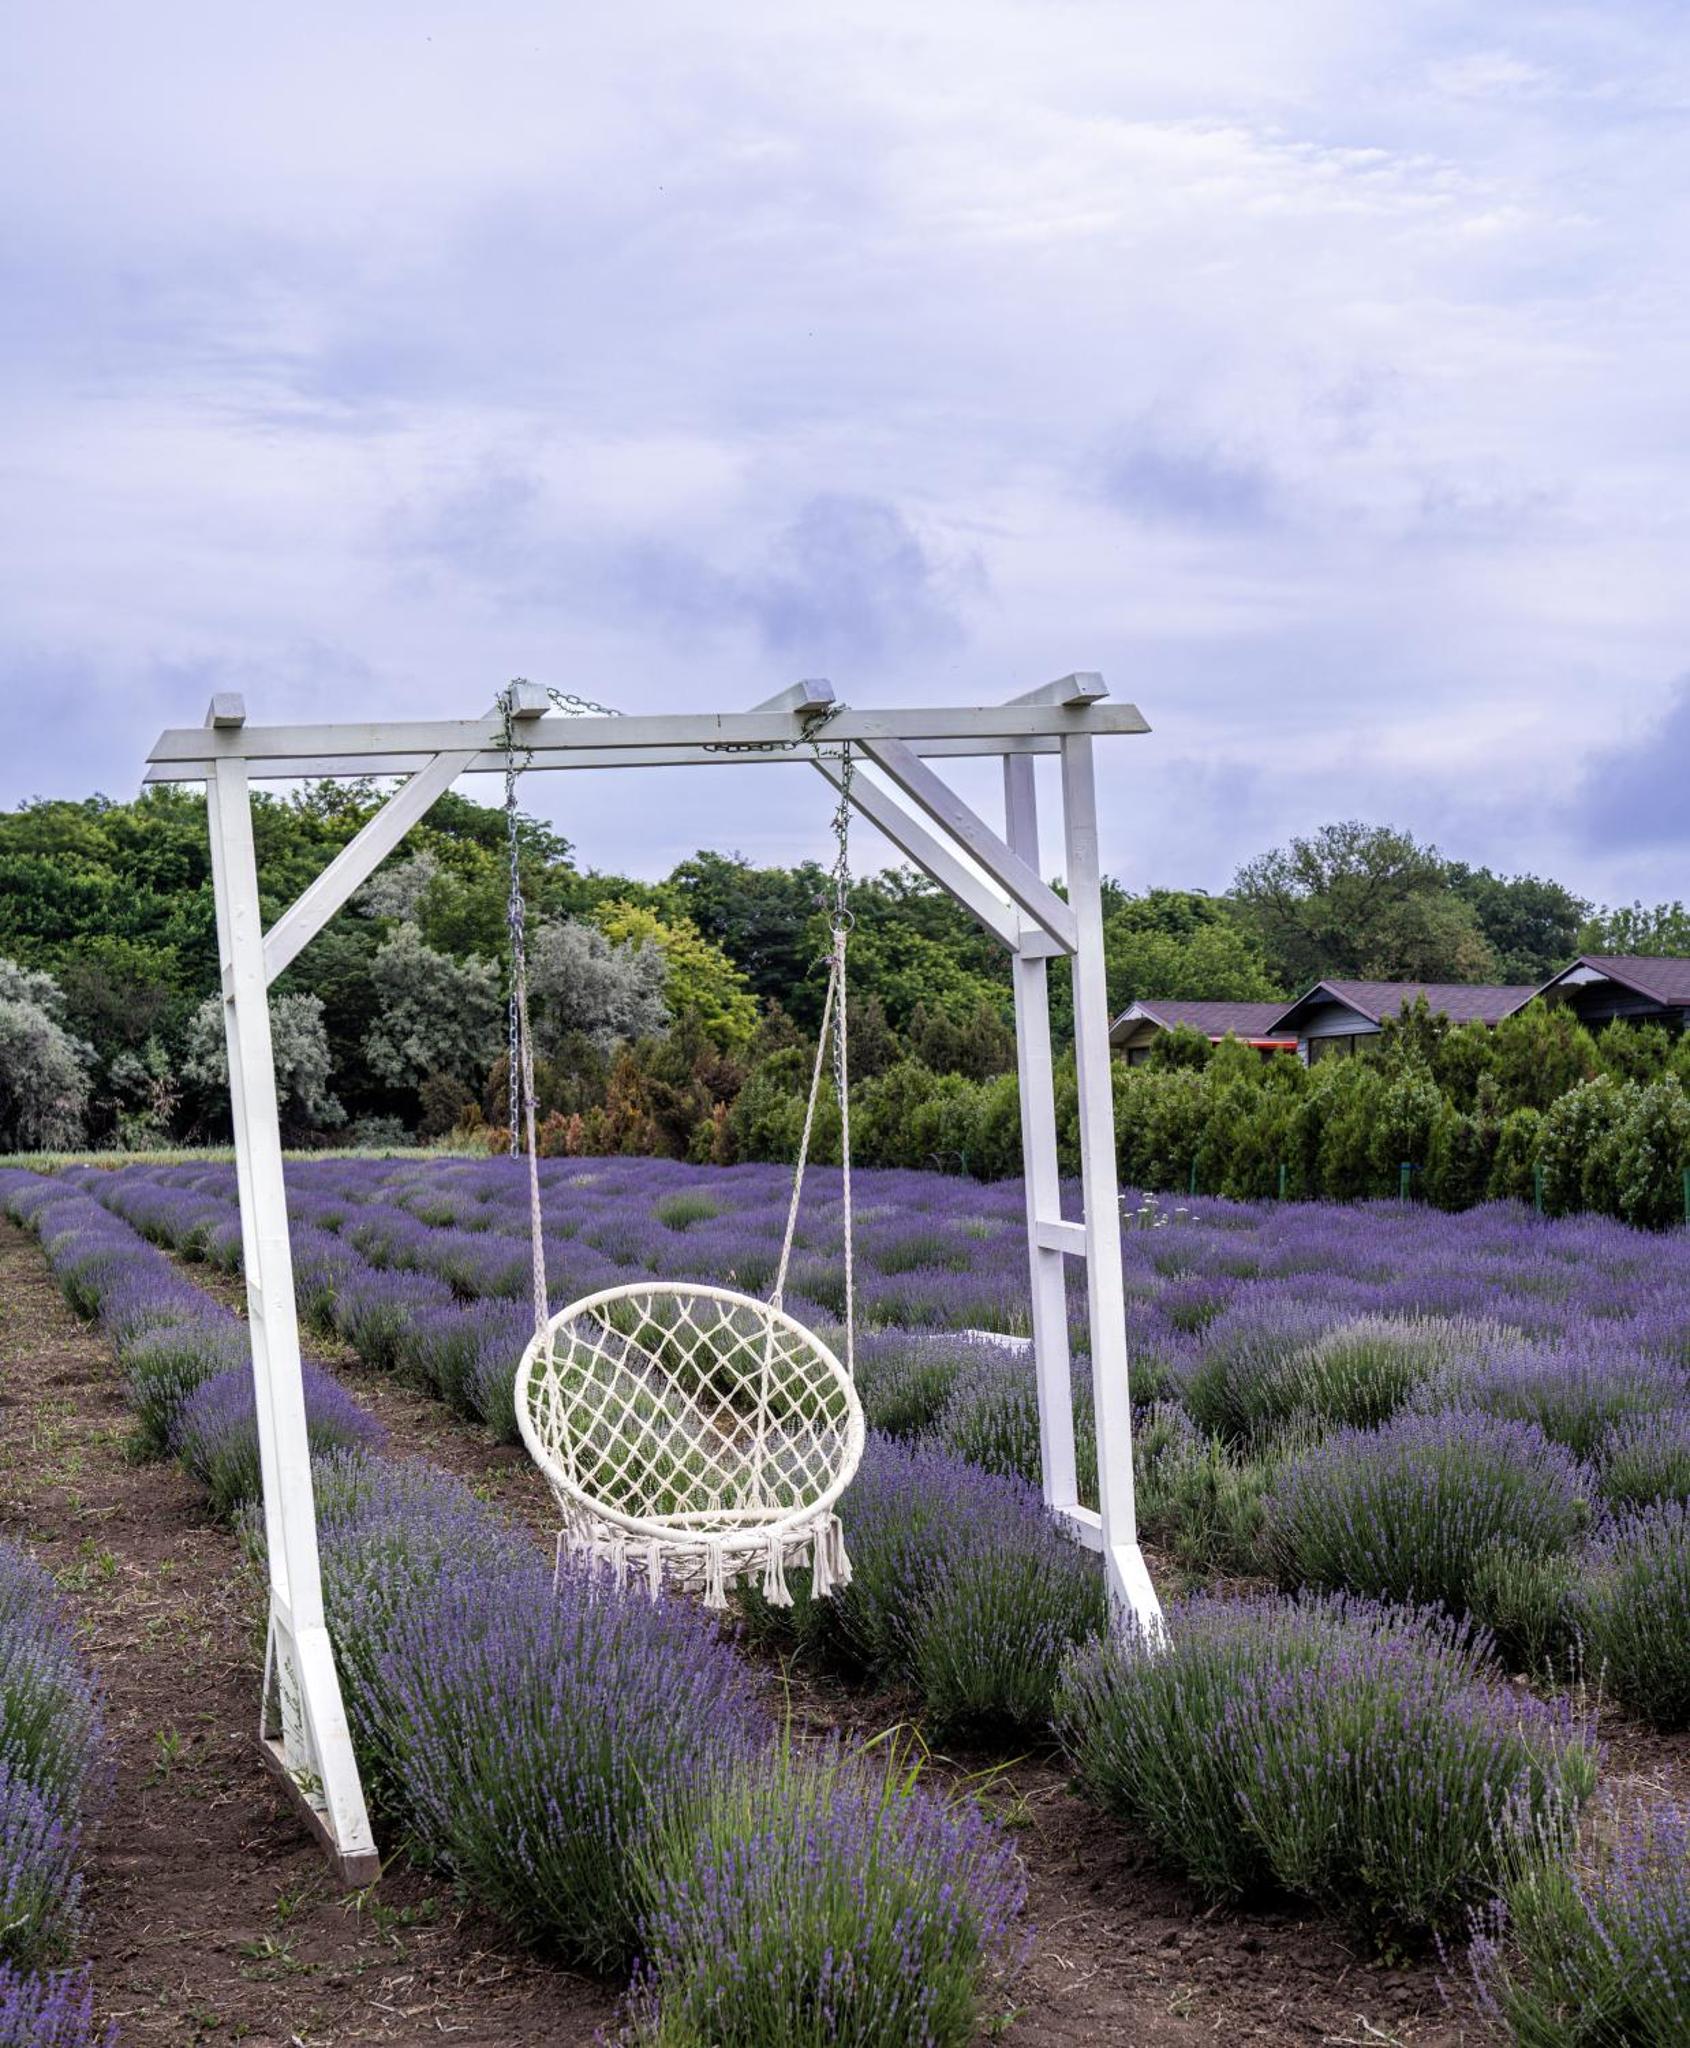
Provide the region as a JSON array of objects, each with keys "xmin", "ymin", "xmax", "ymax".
[
  {"xmin": 1003, "ymin": 756, "xmax": 1080, "ymax": 1523},
  {"xmin": 1060, "ymin": 734, "xmax": 1162, "ymax": 1636},
  {"xmin": 204, "ymin": 733, "xmax": 379, "ymax": 1885}
]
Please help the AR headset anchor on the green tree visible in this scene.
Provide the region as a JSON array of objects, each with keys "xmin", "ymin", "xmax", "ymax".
[
  {"xmin": 363, "ymin": 926, "xmax": 504, "ymax": 1093},
  {"xmin": 183, "ymin": 991, "xmax": 345, "ymax": 1139},
  {"xmin": 0, "ymin": 958, "xmax": 90, "ymax": 1152},
  {"xmin": 665, "ymin": 852, "xmax": 827, "ymax": 1018},
  {"xmin": 1577, "ymin": 900, "xmax": 1690, "ymax": 956},
  {"xmin": 1445, "ymin": 866, "xmax": 1589, "ymax": 983},
  {"xmin": 1233, "ymin": 821, "xmax": 1496, "ymax": 987},
  {"xmin": 1610, "ymin": 1079, "xmax": 1690, "ymax": 1229},
  {"xmin": 525, "ymin": 918, "xmax": 669, "ymax": 1056},
  {"xmin": 1488, "ymin": 1007, "xmax": 1599, "ymax": 1114},
  {"xmin": 906, "ymin": 998, "xmax": 1016, "ymax": 1080},
  {"xmin": 594, "ymin": 901, "xmax": 758, "ymax": 1053},
  {"xmin": 1537, "ymin": 1077, "xmax": 1631, "ymax": 1218}
]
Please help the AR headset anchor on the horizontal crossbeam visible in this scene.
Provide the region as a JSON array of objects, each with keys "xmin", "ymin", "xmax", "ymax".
[
  {"xmin": 143, "ymin": 734, "xmax": 1120, "ymax": 783},
  {"xmin": 144, "ymin": 701, "xmax": 1150, "ymax": 777}
]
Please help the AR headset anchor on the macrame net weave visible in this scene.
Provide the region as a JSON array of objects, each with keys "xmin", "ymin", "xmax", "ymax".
[
  {"xmin": 502, "ymin": 683, "xmax": 864, "ymax": 1608},
  {"xmin": 516, "ymin": 1283, "xmax": 863, "ymax": 1608}
]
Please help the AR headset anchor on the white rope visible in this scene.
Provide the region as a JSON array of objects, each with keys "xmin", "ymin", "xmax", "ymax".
[
  {"xmin": 769, "ymin": 739, "xmax": 856, "ymax": 1384},
  {"xmin": 770, "ymin": 959, "xmax": 838, "ymax": 1312},
  {"xmin": 833, "ymin": 923, "xmax": 854, "ymax": 1379}
]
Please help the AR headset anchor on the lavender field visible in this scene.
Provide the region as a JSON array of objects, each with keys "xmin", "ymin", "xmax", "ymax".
[{"xmin": 6, "ymin": 1154, "xmax": 1690, "ymax": 2043}]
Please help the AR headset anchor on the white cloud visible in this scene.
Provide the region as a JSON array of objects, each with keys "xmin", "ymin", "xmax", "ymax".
[{"xmin": 1, "ymin": 2, "xmax": 1688, "ymax": 907}]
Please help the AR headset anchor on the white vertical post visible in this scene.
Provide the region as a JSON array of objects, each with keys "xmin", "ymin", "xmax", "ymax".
[
  {"xmin": 1059, "ymin": 734, "xmax": 1163, "ymax": 1635},
  {"xmin": 204, "ymin": 743, "xmax": 379, "ymax": 1883},
  {"xmin": 1003, "ymin": 756, "xmax": 1079, "ymax": 1517}
]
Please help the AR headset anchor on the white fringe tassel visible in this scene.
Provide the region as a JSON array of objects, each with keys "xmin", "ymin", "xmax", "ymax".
[{"xmin": 762, "ymin": 1532, "xmax": 792, "ymax": 1608}]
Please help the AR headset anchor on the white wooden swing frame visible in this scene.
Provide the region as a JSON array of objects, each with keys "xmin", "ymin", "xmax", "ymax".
[{"xmin": 145, "ymin": 675, "xmax": 1163, "ymax": 1884}]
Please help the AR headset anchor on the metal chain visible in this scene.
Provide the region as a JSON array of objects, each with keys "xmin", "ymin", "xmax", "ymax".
[
  {"xmin": 702, "ymin": 698, "xmax": 845, "ymax": 754},
  {"xmin": 545, "ymin": 689, "xmax": 623, "ymax": 719}
]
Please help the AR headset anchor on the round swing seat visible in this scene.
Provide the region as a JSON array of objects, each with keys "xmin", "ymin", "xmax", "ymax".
[{"xmin": 515, "ymin": 1282, "xmax": 865, "ymax": 1610}]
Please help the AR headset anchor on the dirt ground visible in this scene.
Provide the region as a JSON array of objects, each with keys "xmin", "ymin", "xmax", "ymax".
[{"xmin": 0, "ymin": 1214, "xmax": 1559, "ymax": 2046}]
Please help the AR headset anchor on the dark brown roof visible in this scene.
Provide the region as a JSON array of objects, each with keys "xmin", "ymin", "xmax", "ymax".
[
  {"xmin": 1539, "ymin": 955, "xmax": 1690, "ymax": 1006},
  {"xmin": 1268, "ymin": 979, "xmax": 1537, "ymax": 1035},
  {"xmin": 1112, "ymin": 999, "xmax": 1293, "ymax": 1041}
]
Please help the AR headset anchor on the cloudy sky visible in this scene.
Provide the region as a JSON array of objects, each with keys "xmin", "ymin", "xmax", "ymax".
[{"xmin": 3, "ymin": 2, "xmax": 1688, "ymax": 910}]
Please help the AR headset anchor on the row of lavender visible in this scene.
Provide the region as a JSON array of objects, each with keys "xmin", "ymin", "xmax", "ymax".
[
  {"xmin": 20, "ymin": 1160, "xmax": 1690, "ymax": 2029},
  {"xmin": 56, "ymin": 1155, "xmax": 1690, "ymax": 1731},
  {"xmin": 0, "ymin": 1169, "xmax": 1031, "ymax": 2047},
  {"xmin": 0, "ymin": 1536, "xmax": 111, "ymax": 2047}
]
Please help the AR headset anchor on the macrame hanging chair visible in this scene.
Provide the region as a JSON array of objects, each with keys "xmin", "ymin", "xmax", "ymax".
[{"xmin": 499, "ymin": 686, "xmax": 865, "ymax": 1609}]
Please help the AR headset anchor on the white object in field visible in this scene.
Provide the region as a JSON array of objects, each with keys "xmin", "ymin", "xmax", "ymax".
[
  {"xmin": 158, "ymin": 671, "xmax": 1162, "ymax": 1885},
  {"xmin": 202, "ymin": 743, "xmax": 379, "ymax": 1884},
  {"xmin": 516, "ymin": 1283, "xmax": 865, "ymax": 1608}
]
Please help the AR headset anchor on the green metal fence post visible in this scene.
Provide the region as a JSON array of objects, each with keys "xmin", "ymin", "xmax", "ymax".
[
  {"xmin": 1533, "ymin": 1163, "xmax": 1545, "ymax": 1215},
  {"xmin": 1399, "ymin": 1160, "xmax": 1413, "ymax": 1201},
  {"xmin": 1683, "ymin": 1165, "xmax": 1689, "ymax": 1227},
  {"xmin": 1188, "ymin": 1156, "xmax": 1199, "ymax": 1198},
  {"xmin": 1278, "ymin": 1161, "xmax": 1288, "ymax": 1201}
]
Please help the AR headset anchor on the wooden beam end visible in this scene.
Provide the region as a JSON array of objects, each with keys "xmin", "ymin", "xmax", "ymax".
[
  {"xmin": 506, "ymin": 681, "xmax": 552, "ymax": 720},
  {"xmin": 1050, "ymin": 672, "xmax": 1108, "ymax": 705}
]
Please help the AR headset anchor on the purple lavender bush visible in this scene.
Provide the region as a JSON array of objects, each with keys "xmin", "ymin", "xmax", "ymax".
[
  {"xmin": 1470, "ymin": 1793, "xmax": 1689, "ymax": 2046},
  {"xmin": 1264, "ymin": 1409, "xmax": 1590, "ymax": 1617},
  {"xmin": 170, "ymin": 1362, "xmax": 385, "ymax": 1518},
  {"xmin": 123, "ymin": 1320, "xmax": 250, "ymax": 1458},
  {"xmin": 302, "ymin": 1451, "xmax": 535, "ymax": 1802},
  {"xmin": 1181, "ymin": 1293, "xmax": 1353, "ymax": 1443},
  {"xmin": 0, "ymin": 1543, "xmax": 105, "ymax": 1980},
  {"xmin": 1466, "ymin": 1544, "xmax": 1586, "ymax": 1677},
  {"xmin": 0, "ymin": 1772, "xmax": 82, "ymax": 1974},
  {"xmin": 370, "ymin": 1560, "xmax": 766, "ymax": 1970},
  {"xmin": 331, "ymin": 1267, "xmax": 454, "ymax": 1373},
  {"xmin": 930, "ymin": 1341, "xmax": 1098, "ymax": 1508},
  {"xmin": 849, "ymin": 1330, "xmax": 966, "ymax": 1438},
  {"xmin": 1444, "ymin": 1338, "xmax": 1687, "ymax": 1461},
  {"xmin": 620, "ymin": 1735, "xmax": 1028, "ymax": 2048},
  {"xmin": 1578, "ymin": 1499, "xmax": 1690, "ymax": 1729},
  {"xmin": 0, "ymin": 1964, "xmax": 115, "ymax": 2048},
  {"xmin": 1188, "ymin": 1310, "xmax": 1504, "ymax": 1447},
  {"xmin": 1596, "ymin": 1407, "xmax": 1690, "ymax": 1510},
  {"xmin": 1131, "ymin": 1403, "xmax": 1272, "ymax": 1575},
  {"xmin": 743, "ymin": 1434, "xmax": 1104, "ymax": 1735},
  {"xmin": 0, "ymin": 1550, "xmax": 103, "ymax": 1822},
  {"xmin": 1055, "ymin": 1591, "xmax": 1595, "ymax": 1937}
]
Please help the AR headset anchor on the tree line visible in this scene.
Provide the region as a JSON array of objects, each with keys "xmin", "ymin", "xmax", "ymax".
[{"xmin": 1, "ymin": 786, "xmax": 1685, "ymax": 1220}]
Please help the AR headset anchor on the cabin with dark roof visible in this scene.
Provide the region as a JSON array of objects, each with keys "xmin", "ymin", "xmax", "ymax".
[
  {"xmin": 1109, "ymin": 998, "xmax": 1297, "ymax": 1065},
  {"xmin": 1266, "ymin": 979, "xmax": 1537, "ymax": 1063},
  {"xmin": 1530, "ymin": 955, "xmax": 1690, "ymax": 1035}
]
